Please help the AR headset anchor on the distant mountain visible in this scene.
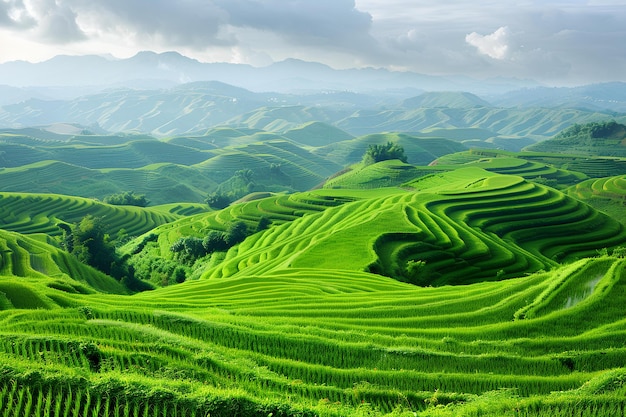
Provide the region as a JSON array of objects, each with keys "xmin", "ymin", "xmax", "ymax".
[
  {"xmin": 2, "ymin": 81, "xmax": 625, "ymax": 139},
  {"xmin": 492, "ymin": 82, "xmax": 626, "ymax": 112},
  {"xmin": 0, "ymin": 51, "xmax": 538, "ymax": 101},
  {"xmin": 401, "ymin": 92, "xmax": 491, "ymax": 109}
]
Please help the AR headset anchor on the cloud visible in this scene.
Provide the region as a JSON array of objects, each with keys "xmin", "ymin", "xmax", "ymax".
[
  {"xmin": 218, "ymin": 0, "xmax": 373, "ymax": 48},
  {"xmin": 0, "ymin": 0, "xmax": 35, "ymax": 28},
  {"xmin": 1, "ymin": 0, "xmax": 377, "ymax": 61},
  {"xmin": 465, "ymin": 26, "xmax": 509, "ymax": 60},
  {"xmin": 73, "ymin": 0, "xmax": 232, "ymax": 47},
  {"xmin": 30, "ymin": 0, "xmax": 85, "ymax": 43},
  {"xmin": 1, "ymin": 0, "xmax": 626, "ymax": 84}
]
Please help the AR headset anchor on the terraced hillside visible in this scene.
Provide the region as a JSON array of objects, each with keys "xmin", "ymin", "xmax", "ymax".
[
  {"xmin": 0, "ymin": 228, "xmax": 127, "ymax": 296},
  {"xmin": 566, "ymin": 175, "xmax": 626, "ymax": 224},
  {"xmin": 199, "ymin": 168, "xmax": 626, "ymax": 286},
  {"xmin": 0, "ymin": 192, "xmax": 182, "ymax": 238},
  {"xmin": 526, "ymin": 121, "xmax": 626, "ymax": 157},
  {"xmin": 125, "ymin": 167, "xmax": 626, "ymax": 291},
  {"xmin": 3, "ymin": 118, "xmax": 626, "ymax": 416},
  {"xmin": 0, "ymin": 129, "xmax": 344, "ymax": 203},
  {"xmin": 313, "ymin": 132, "xmax": 468, "ymax": 166},
  {"xmin": 1, "ymin": 250, "xmax": 625, "ymax": 416}
]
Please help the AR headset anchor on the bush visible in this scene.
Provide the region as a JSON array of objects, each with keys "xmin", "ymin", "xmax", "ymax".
[
  {"xmin": 226, "ymin": 221, "xmax": 248, "ymax": 246},
  {"xmin": 203, "ymin": 231, "xmax": 229, "ymax": 254},
  {"xmin": 103, "ymin": 191, "xmax": 150, "ymax": 207},
  {"xmin": 362, "ymin": 141, "xmax": 408, "ymax": 165},
  {"xmin": 205, "ymin": 193, "xmax": 232, "ymax": 210}
]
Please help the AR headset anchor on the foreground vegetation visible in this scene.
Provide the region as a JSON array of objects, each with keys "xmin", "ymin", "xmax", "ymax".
[{"xmin": 1, "ymin": 253, "xmax": 625, "ymax": 416}]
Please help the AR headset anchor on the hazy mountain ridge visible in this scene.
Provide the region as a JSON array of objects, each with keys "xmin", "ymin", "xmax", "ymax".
[
  {"xmin": 0, "ymin": 51, "xmax": 537, "ymax": 97},
  {"xmin": 2, "ymin": 82, "xmax": 625, "ymax": 140}
]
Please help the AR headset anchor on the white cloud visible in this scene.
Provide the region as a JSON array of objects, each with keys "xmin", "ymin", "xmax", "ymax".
[
  {"xmin": 465, "ymin": 26, "xmax": 510, "ymax": 60},
  {"xmin": 1, "ymin": 1, "xmax": 626, "ymax": 84}
]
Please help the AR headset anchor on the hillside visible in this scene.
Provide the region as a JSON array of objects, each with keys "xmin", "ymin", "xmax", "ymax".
[
  {"xmin": 313, "ymin": 132, "xmax": 468, "ymax": 166},
  {"xmin": 0, "ymin": 228, "xmax": 128, "ymax": 297},
  {"xmin": 2, "ymin": 231, "xmax": 626, "ymax": 415},
  {"xmin": 3, "ymin": 114, "xmax": 626, "ymax": 416},
  {"xmin": 526, "ymin": 121, "xmax": 626, "ymax": 156},
  {"xmin": 0, "ymin": 129, "xmax": 348, "ymax": 204},
  {"xmin": 401, "ymin": 91, "xmax": 491, "ymax": 108}
]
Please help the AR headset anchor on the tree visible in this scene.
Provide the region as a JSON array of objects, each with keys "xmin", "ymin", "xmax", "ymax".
[
  {"xmin": 202, "ymin": 231, "xmax": 229, "ymax": 253},
  {"xmin": 226, "ymin": 221, "xmax": 248, "ymax": 246},
  {"xmin": 173, "ymin": 266, "xmax": 187, "ymax": 284},
  {"xmin": 104, "ymin": 191, "xmax": 150, "ymax": 207},
  {"xmin": 170, "ymin": 236, "xmax": 206, "ymax": 259},
  {"xmin": 71, "ymin": 215, "xmax": 117, "ymax": 274},
  {"xmin": 257, "ymin": 216, "xmax": 272, "ymax": 232},
  {"xmin": 63, "ymin": 215, "xmax": 132, "ymax": 282},
  {"xmin": 205, "ymin": 192, "xmax": 232, "ymax": 210},
  {"xmin": 362, "ymin": 141, "xmax": 408, "ymax": 165}
]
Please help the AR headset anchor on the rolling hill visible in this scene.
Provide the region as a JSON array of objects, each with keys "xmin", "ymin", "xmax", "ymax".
[
  {"xmin": 3, "ymin": 116, "xmax": 626, "ymax": 416},
  {"xmin": 2, "ymin": 80, "xmax": 625, "ymax": 141}
]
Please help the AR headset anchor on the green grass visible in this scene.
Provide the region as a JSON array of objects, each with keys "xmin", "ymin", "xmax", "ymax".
[
  {"xmin": 193, "ymin": 168, "xmax": 625, "ymax": 285},
  {"xmin": 3, "ymin": 131, "xmax": 626, "ymax": 415},
  {"xmin": 1, "ymin": 255, "xmax": 626, "ymax": 416},
  {"xmin": 0, "ymin": 192, "xmax": 181, "ymax": 238}
]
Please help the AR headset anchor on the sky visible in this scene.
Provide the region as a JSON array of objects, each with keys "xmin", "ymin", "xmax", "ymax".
[{"xmin": 0, "ymin": 0, "xmax": 624, "ymax": 85}]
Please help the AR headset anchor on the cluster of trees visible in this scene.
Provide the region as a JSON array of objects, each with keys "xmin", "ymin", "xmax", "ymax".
[
  {"xmin": 205, "ymin": 169, "xmax": 257, "ymax": 209},
  {"xmin": 170, "ymin": 218, "xmax": 271, "ymax": 263},
  {"xmin": 362, "ymin": 141, "xmax": 408, "ymax": 165},
  {"xmin": 104, "ymin": 191, "xmax": 150, "ymax": 207},
  {"xmin": 170, "ymin": 221, "xmax": 248, "ymax": 262},
  {"xmin": 205, "ymin": 192, "xmax": 232, "ymax": 210},
  {"xmin": 60, "ymin": 215, "xmax": 152, "ymax": 292}
]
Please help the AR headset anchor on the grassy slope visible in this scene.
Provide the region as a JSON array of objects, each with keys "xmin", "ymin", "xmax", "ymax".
[
  {"xmin": 3, "ymin": 130, "xmax": 626, "ymax": 415},
  {"xmin": 124, "ymin": 167, "xmax": 626, "ymax": 289},
  {"xmin": 0, "ymin": 229, "xmax": 127, "ymax": 297},
  {"xmin": 0, "ymin": 129, "xmax": 351, "ymax": 204},
  {"xmin": 1, "ymin": 254, "xmax": 625, "ymax": 416},
  {"xmin": 313, "ymin": 132, "xmax": 468, "ymax": 166},
  {"xmin": 202, "ymin": 168, "xmax": 626, "ymax": 286},
  {"xmin": 0, "ymin": 192, "xmax": 184, "ymax": 239},
  {"xmin": 566, "ymin": 175, "xmax": 626, "ymax": 225}
]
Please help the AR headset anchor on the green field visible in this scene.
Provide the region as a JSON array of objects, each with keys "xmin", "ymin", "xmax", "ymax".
[{"xmin": 2, "ymin": 121, "xmax": 626, "ymax": 416}]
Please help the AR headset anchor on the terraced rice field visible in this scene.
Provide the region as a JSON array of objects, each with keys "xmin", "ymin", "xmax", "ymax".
[
  {"xmin": 203, "ymin": 168, "xmax": 626, "ymax": 285},
  {"xmin": 2, "ymin": 157, "xmax": 626, "ymax": 415},
  {"xmin": 568, "ymin": 175, "xmax": 626, "ymax": 201},
  {"xmin": 0, "ymin": 254, "xmax": 625, "ymax": 416},
  {"xmin": 0, "ymin": 192, "xmax": 180, "ymax": 238}
]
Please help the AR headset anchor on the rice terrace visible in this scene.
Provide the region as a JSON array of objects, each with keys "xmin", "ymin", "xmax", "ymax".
[{"xmin": 3, "ymin": 38, "xmax": 626, "ymax": 417}]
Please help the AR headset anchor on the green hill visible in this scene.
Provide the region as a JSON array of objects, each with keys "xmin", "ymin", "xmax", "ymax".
[
  {"xmin": 526, "ymin": 121, "xmax": 626, "ymax": 156},
  {"xmin": 412, "ymin": 128, "xmax": 537, "ymax": 152},
  {"xmin": 313, "ymin": 132, "xmax": 468, "ymax": 166},
  {"xmin": 282, "ymin": 121, "xmax": 354, "ymax": 147},
  {"xmin": 0, "ymin": 139, "xmax": 212, "ymax": 169},
  {"xmin": 0, "ymin": 192, "xmax": 182, "ymax": 239},
  {"xmin": 4, "ymin": 120, "xmax": 626, "ymax": 415},
  {"xmin": 323, "ymin": 159, "xmax": 423, "ymax": 189},
  {"xmin": 567, "ymin": 174, "xmax": 626, "ymax": 224},
  {"xmin": 431, "ymin": 151, "xmax": 588, "ymax": 188},
  {"xmin": 0, "ymin": 161, "xmax": 219, "ymax": 205},
  {"xmin": 201, "ymin": 168, "xmax": 626, "ymax": 285},
  {"xmin": 1, "ymin": 248, "xmax": 626, "ymax": 415},
  {"xmin": 0, "ymin": 228, "xmax": 127, "ymax": 298},
  {"xmin": 0, "ymin": 130, "xmax": 350, "ymax": 204}
]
